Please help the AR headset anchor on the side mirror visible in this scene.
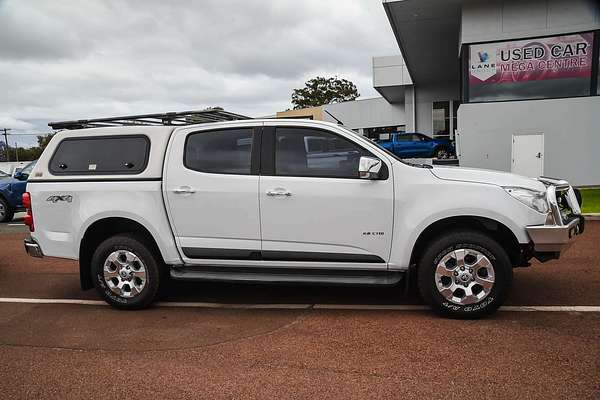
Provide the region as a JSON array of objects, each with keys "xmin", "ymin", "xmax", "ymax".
[
  {"xmin": 359, "ymin": 156, "xmax": 382, "ymax": 180},
  {"xmin": 14, "ymin": 171, "xmax": 27, "ymax": 181}
]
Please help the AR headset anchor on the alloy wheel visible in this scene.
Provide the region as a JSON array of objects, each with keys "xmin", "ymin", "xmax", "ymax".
[
  {"xmin": 434, "ymin": 248, "xmax": 495, "ymax": 305},
  {"xmin": 103, "ymin": 250, "xmax": 147, "ymax": 298}
]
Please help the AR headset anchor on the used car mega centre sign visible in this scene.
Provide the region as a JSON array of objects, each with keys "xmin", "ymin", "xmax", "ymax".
[{"xmin": 469, "ymin": 32, "xmax": 593, "ymax": 84}]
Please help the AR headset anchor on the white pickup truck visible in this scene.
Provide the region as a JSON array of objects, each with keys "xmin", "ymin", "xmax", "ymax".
[{"xmin": 23, "ymin": 119, "xmax": 584, "ymax": 318}]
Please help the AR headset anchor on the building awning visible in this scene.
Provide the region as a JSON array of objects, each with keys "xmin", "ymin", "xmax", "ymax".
[
  {"xmin": 383, "ymin": 0, "xmax": 462, "ymax": 85},
  {"xmin": 49, "ymin": 107, "xmax": 250, "ymax": 130}
]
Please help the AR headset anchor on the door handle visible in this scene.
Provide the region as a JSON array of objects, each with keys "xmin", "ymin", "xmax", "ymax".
[
  {"xmin": 266, "ymin": 188, "xmax": 292, "ymax": 197},
  {"xmin": 536, "ymin": 152, "xmax": 542, "ymax": 159},
  {"xmin": 173, "ymin": 186, "xmax": 196, "ymax": 194}
]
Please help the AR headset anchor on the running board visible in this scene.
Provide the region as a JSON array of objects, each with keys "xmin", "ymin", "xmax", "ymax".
[{"xmin": 170, "ymin": 266, "xmax": 404, "ymax": 286}]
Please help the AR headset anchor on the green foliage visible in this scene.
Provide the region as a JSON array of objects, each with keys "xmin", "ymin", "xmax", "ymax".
[
  {"xmin": 6, "ymin": 133, "xmax": 55, "ymax": 162},
  {"xmin": 291, "ymin": 76, "xmax": 359, "ymax": 110}
]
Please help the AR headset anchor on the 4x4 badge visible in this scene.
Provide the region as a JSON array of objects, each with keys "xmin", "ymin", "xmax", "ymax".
[{"xmin": 46, "ymin": 195, "xmax": 73, "ymax": 203}]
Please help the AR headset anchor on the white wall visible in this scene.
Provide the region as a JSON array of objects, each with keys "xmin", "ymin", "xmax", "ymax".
[
  {"xmin": 461, "ymin": 0, "xmax": 600, "ymax": 44},
  {"xmin": 405, "ymin": 82, "xmax": 460, "ymax": 135},
  {"xmin": 457, "ymin": 96, "xmax": 600, "ymax": 186},
  {"xmin": 322, "ymin": 97, "xmax": 406, "ymax": 132}
]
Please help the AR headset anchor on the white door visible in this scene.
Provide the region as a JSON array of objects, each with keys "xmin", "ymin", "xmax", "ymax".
[
  {"xmin": 511, "ymin": 134, "xmax": 543, "ymax": 178},
  {"xmin": 259, "ymin": 124, "xmax": 394, "ymax": 268},
  {"xmin": 164, "ymin": 123, "xmax": 262, "ymax": 264}
]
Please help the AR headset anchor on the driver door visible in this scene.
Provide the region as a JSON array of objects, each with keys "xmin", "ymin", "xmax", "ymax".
[{"xmin": 259, "ymin": 123, "xmax": 394, "ymax": 268}]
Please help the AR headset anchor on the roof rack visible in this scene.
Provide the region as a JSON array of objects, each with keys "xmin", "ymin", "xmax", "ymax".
[{"xmin": 48, "ymin": 107, "xmax": 251, "ymax": 130}]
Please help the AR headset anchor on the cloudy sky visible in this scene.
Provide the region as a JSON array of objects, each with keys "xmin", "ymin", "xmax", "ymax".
[{"xmin": 0, "ymin": 0, "xmax": 399, "ymax": 147}]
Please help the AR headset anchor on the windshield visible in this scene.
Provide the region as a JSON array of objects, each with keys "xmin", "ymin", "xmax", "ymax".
[
  {"xmin": 20, "ymin": 160, "xmax": 37, "ymax": 175},
  {"xmin": 0, "ymin": 169, "xmax": 9, "ymax": 178}
]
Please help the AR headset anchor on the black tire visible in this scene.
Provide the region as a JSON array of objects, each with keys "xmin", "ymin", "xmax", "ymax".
[
  {"xmin": 417, "ymin": 229, "xmax": 512, "ymax": 319},
  {"xmin": 0, "ymin": 197, "xmax": 14, "ymax": 223},
  {"xmin": 433, "ymin": 147, "xmax": 448, "ymax": 159},
  {"xmin": 91, "ymin": 233, "xmax": 161, "ymax": 310}
]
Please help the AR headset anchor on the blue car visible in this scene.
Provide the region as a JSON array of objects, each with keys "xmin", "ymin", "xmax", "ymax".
[
  {"xmin": 0, "ymin": 160, "xmax": 37, "ymax": 222},
  {"xmin": 377, "ymin": 132, "xmax": 454, "ymax": 159}
]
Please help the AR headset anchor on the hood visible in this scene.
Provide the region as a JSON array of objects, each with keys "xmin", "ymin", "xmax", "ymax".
[{"xmin": 431, "ymin": 166, "xmax": 546, "ymax": 192}]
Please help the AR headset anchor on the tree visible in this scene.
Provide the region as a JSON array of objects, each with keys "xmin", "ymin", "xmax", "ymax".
[
  {"xmin": 291, "ymin": 76, "xmax": 359, "ymax": 109},
  {"xmin": 37, "ymin": 133, "xmax": 54, "ymax": 150}
]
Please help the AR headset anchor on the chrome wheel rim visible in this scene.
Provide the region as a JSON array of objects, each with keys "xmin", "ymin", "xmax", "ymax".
[
  {"xmin": 435, "ymin": 248, "xmax": 495, "ymax": 305},
  {"xmin": 103, "ymin": 250, "xmax": 147, "ymax": 298}
]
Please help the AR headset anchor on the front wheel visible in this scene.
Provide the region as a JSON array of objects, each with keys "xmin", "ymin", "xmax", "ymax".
[
  {"xmin": 91, "ymin": 233, "xmax": 161, "ymax": 310},
  {"xmin": 433, "ymin": 147, "xmax": 449, "ymax": 159},
  {"xmin": 417, "ymin": 230, "xmax": 512, "ymax": 319}
]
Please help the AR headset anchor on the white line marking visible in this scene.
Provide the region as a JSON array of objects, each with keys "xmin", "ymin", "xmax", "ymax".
[
  {"xmin": 7, "ymin": 223, "xmax": 25, "ymax": 226},
  {"xmin": 0, "ymin": 297, "xmax": 599, "ymax": 312},
  {"xmin": 313, "ymin": 304, "xmax": 428, "ymax": 311}
]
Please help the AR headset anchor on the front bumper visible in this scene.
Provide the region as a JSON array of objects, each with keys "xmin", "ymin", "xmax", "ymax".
[
  {"xmin": 526, "ymin": 179, "xmax": 584, "ymax": 253},
  {"xmin": 24, "ymin": 237, "xmax": 44, "ymax": 258},
  {"xmin": 526, "ymin": 216, "xmax": 584, "ymax": 252}
]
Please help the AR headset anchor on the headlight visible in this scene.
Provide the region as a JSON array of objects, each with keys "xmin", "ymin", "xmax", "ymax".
[{"xmin": 503, "ymin": 187, "xmax": 549, "ymax": 214}]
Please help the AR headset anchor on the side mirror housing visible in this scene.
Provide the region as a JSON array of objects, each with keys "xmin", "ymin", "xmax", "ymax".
[
  {"xmin": 14, "ymin": 171, "xmax": 28, "ymax": 181},
  {"xmin": 359, "ymin": 156, "xmax": 383, "ymax": 180}
]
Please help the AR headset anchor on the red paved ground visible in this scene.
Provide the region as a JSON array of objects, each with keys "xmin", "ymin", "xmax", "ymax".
[{"xmin": 0, "ymin": 222, "xmax": 599, "ymax": 399}]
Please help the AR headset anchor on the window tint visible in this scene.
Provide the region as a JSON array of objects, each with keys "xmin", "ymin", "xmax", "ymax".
[
  {"xmin": 50, "ymin": 136, "xmax": 149, "ymax": 175},
  {"xmin": 185, "ymin": 128, "xmax": 253, "ymax": 175},
  {"xmin": 275, "ymin": 127, "xmax": 369, "ymax": 178}
]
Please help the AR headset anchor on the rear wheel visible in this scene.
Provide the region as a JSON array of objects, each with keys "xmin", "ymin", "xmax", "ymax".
[
  {"xmin": 91, "ymin": 233, "xmax": 161, "ymax": 309},
  {"xmin": 417, "ymin": 230, "xmax": 512, "ymax": 319},
  {"xmin": 0, "ymin": 198, "xmax": 14, "ymax": 223}
]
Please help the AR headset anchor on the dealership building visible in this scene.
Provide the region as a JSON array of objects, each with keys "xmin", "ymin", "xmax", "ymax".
[{"xmin": 280, "ymin": 0, "xmax": 600, "ymax": 186}]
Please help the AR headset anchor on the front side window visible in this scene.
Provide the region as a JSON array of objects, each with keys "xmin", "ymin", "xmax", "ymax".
[
  {"xmin": 467, "ymin": 32, "xmax": 594, "ymax": 102},
  {"xmin": 50, "ymin": 136, "xmax": 149, "ymax": 175},
  {"xmin": 185, "ymin": 128, "xmax": 253, "ymax": 175},
  {"xmin": 275, "ymin": 127, "xmax": 370, "ymax": 178}
]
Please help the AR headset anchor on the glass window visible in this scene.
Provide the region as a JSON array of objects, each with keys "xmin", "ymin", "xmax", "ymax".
[
  {"xmin": 432, "ymin": 101, "xmax": 450, "ymax": 137},
  {"xmin": 185, "ymin": 128, "xmax": 253, "ymax": 175},
  {"xmin": 20, "ymin": 160, "xmax": 37, "ymax": 176},
  {"xmin": 467, "ymin": 32, "xmax": 594, "ymax": 102},
  {"xmin": 50, "ymin": 136, "xmax": 149, "ymax": 175},
  {"xmin": 363, "ymin": 125, "xmax": 405, "ymax": 140},
  {"xmin": 275, "ymin": 127, "xmax": 369, "ymax": 178}
]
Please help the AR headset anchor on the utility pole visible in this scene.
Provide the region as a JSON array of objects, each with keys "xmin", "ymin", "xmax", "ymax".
[
  {"xmin": 14, "ymin": 141, "xmax": 19, "ymax": 162},
  {"xmin": 2, "ymin": 128, "xmax": 11, "ymax": 162}
]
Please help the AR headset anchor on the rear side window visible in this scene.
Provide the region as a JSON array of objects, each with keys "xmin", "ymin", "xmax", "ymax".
[
  {"xmin": 50, "ymin": 135, "xmax": 150, "ymax": 175},
  {"xmin": 184, "ymin": 128, "xmax": 254, "ymax": 175}
]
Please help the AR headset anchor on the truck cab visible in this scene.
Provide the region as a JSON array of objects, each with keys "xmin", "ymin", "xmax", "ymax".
[{"xmin": 23, "ymin": 120, "xmax": 584, "ymax": 318}]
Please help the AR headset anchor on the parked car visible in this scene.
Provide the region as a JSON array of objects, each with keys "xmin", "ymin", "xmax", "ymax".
[
  {"xmin": 23, "ymin": 120, "xmax": 584, "ymax": 318},
  {"xmin": 0, "ymin": 160, "xmax": 37, "ymax": 222},
  {"xmin": 377, "ymin": 132, "xmax": 454, "ymax": 159}
]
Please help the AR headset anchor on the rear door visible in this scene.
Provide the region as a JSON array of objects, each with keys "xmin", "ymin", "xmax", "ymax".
[{"xmin": 164, "ymin": 122, "xmax": 262, "ymax": 264}]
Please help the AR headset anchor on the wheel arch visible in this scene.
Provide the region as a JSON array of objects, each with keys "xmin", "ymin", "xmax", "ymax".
[
  {"xmin": 78, "ymin": 217, "xmax": 165, "ymax": 290},
  {"xmin": 409, "ymin": 216, "xmax": 525, "ymax": 269}
]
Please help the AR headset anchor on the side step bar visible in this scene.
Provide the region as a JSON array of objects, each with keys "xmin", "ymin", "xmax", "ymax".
[{"xmin": 170, "ymin": 266, "xmax": 404, "ymax": 286}]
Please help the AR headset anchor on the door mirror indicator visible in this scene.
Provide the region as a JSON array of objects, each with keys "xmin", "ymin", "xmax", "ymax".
[{"xmin": 358, "ymin": 157, "xmax": 382, "ymax": 180}]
